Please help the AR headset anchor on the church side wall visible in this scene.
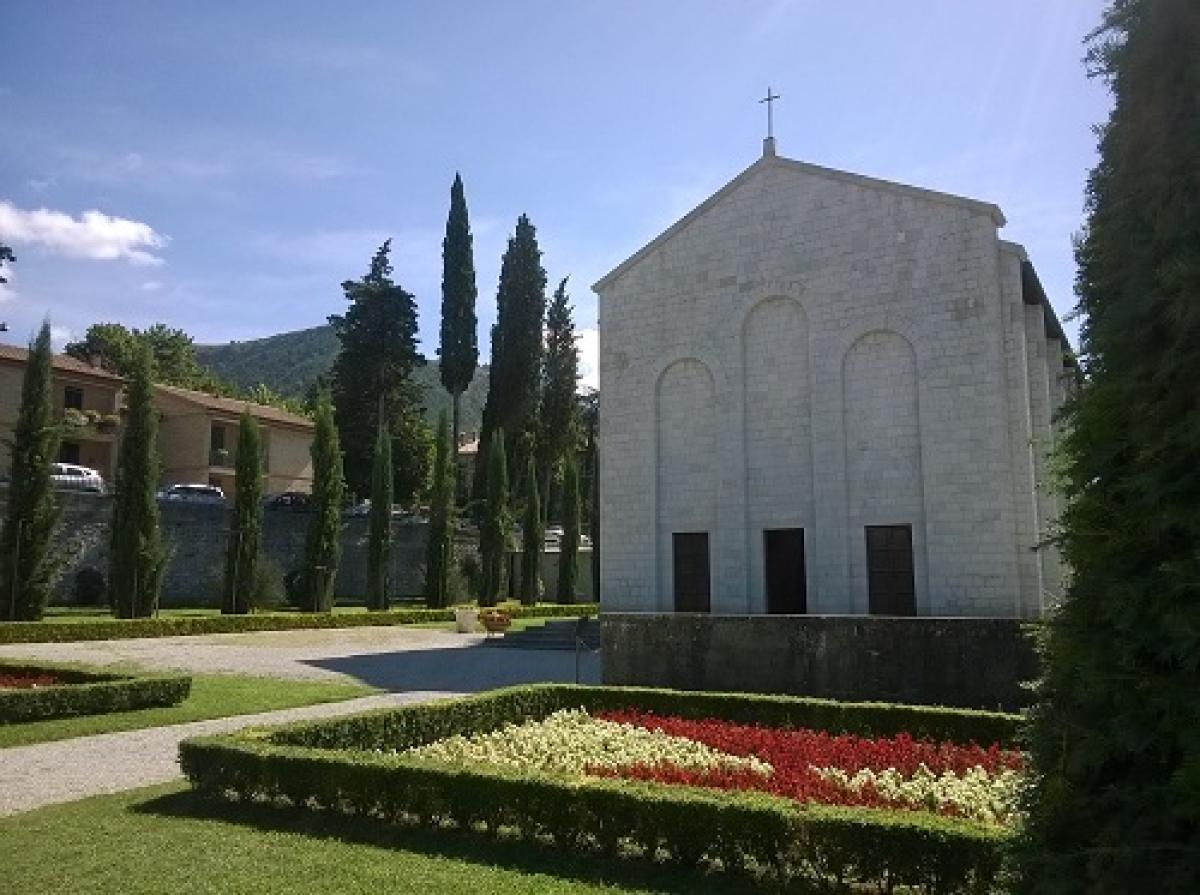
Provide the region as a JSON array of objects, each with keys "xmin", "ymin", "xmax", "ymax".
[
  {"xmin": 1023, "ymin": 304, "xmax": 1056, "ymax": 614},
  {"xmin": 999, "ymin": 248, "xmax": 1043, "ymax": 616},
  {"xmin": 598, "ymin": 160, "xmax": 1028, "ymax": 616}
]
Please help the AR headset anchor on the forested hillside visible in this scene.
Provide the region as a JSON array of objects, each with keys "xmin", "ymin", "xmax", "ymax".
[{"xmin": 196, "ymin": 324, "xmax": 489, "ymax": 432}]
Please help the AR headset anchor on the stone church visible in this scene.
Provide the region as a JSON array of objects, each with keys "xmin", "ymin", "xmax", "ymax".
[{"xmin": 594, "ymin": 138, "xmax": 1072, "ymax": 626}]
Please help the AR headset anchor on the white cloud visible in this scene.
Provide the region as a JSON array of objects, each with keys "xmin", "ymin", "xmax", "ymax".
[
  {"xmin": 49, "ymin": 326, "xmax": 73, "ymax": 350},
  {"xmin": 0, "ymin": 202, "xmax": 168, "ymax": 266},
  {"xmin": 577, "ymin": 327, "xmax": 599, "ymax": 391},
  {"xmin": 141, "ymin": 280, "xmax": 164, "ymax": 292}
]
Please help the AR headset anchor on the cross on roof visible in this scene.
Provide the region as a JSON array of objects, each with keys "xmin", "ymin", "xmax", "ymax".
[{"xmin": 759, "ymin": 87, "xmax": 781, "ymax": 140}]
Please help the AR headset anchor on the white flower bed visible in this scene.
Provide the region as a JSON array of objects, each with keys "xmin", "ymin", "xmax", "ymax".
[
  {"xmin": 394, "ymin": 709, "xmax": 772, "ymax": 776},
  {"xmin": 813, "ymin": 764, "xmax": 1023, "ymax": 825}
]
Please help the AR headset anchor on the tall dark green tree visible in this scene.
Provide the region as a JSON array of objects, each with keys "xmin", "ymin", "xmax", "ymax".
[
  {"xmin": 108, "ymin": 343, "xmax": 166, "ymax": 618},
  {"xmin": 537, "ymin": 277, "xmax": 580, "ymax": 517},
  {"xmin": 366, "ymin": 412, "xmax": 393, "ymax": 611},
  {"xmin": 557, "ymin": 453, "xmax": 580, "ymax": 604},
  {"xmin": 474, "ymin": 215, "xmax": 547, "ymax": 499},
  {"xmin": 302, "ymin": 391, "xmax": 344, "ymax": 613},
  {"xmin": 439, "ymin": 173, "xmax": 479, "ymax": 458},
  {"xmin": 1015, "ymin": 2, "xmax": 1200, "ymax": 890},
  {"xmin": 519, "ymin": 454, "xmax": 542, "ymax": 606},
  {"xmin": 329, "ymin": 241, "xmax": 430, "ymax": 502},
  {"xmin": 0, "ymin": 322, "xmax": 60, "ymax": 621},
  {"xmin": 478, "ymin": 428, "xmax": 510, "ymax": 607},
  {"xmin": 222, "ymin": 410, "xmax": 263, "ymax": 615},
  {"xmin": 425, "ymin": 410, "xmax": 454, "ymax": 608}
]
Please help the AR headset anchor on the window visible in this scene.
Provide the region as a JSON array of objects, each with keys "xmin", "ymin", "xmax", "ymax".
[
  {"xmin": 210, "ymin": 425, "xmax": 225, "ymax": 451},
  {"xmin": 865, "ymin": 525, "xmax": 916, "ymax": 616},
  {"xmin": 59, "ymin": 442, "xmax": 81, "ymax": 465},
  {"xmin": 64, "ymin": 386, "xmax": 83, "ymax": 411},
  {"xmin": 764, "ymin": 528, "xmax": 806, "ymax": 614},
  {"xmin": 672, "ymin": 532, "xmax": 711, "ymax": 612}
]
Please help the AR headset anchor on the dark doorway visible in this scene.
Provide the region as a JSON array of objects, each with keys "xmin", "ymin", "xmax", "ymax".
[
  {"xmin": 865, "ymin": 525, "xmax": 916, "ymax": 616},
  {"xmin": 672, "ymin": 532, "xmax": 711, "ymax": 612},
  {"xmin": 765, "ymin": 528, "xmax": 806, "ymax": 614}
]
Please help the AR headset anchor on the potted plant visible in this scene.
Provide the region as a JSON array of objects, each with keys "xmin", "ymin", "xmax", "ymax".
[
  {"xmin": 479, "ymin": 607, "xmax": 512, "ymax": 635},
  {"xmin": 453, "ymin": 605, "xmax": 479, "ymax": 633}
]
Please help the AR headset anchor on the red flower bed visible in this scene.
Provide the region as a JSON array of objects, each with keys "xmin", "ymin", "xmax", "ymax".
[
  {"xmin": 588, "ymin": 709, "xmax": 1023, "ymax": 815},
  {"xmin": 0, "ymin": 672, "xmax": 61, "ymax": 689}
]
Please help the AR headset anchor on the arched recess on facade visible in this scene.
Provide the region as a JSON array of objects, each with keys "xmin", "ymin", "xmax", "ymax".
[
  {"xmin": 654, "ymin": 357, "xmax": 718, "ymax": 608},
  {"xmin": 841, "ymin": 328, "xmax": 929, "ymax": 613},
  {"xmin": 740, "ymin": 296, "xmax": 815, "ymax": 608}
]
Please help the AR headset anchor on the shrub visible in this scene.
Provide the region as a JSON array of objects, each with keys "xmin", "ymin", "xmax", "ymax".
[
  {"xmin": 0, "ymin": 660, "xmax": 191, "ymax": 722},
  {"xmin": 73, "ymin": 567, "xmax": 107, "ymax": 605},
  {"xmin": 0, "ymin": 604, "xmax": 599, "ymax": 644},
  {"xmin": 179, "ymin": 684, "xmax": 1015, "ymax": 891}
]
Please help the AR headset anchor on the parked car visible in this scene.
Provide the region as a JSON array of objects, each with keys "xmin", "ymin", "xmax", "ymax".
[
  {"xmin": 49, "ymin": 462, "xmax": 105, "ymax": 494},
  {"xmin": 159, "ymin": 483, "xmax": 226, "ymax": 504},
  {"xmin": 264, "ymin": 491, "xmax": 311, "ymax": 512}
]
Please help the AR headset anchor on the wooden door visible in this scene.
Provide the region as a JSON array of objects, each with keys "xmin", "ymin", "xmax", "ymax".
[
  {"xmin": 765, "ymin": 528, "xmax": 806, "ymax": 614},
  {"xmin": 672, "ymin": 532, "xmax": 711, "ymax": 612},
  {"xmin": 865, "ymin": 525, "xmax": 916, "ymax": 616}
]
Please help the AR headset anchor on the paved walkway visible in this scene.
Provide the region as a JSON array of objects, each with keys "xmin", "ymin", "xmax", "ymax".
[
  {"xmin": 0, "ymin": 626, "xmax": 601, "ymax": 816},
  {"xmin": 0, "ymin": 691, "xmax": 452, "ymax": 816}
]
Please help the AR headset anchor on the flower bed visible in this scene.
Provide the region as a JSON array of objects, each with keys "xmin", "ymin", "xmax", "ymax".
[
  {"xmin": 0, "ymin": 661, "xmax": 192, "ymax": 723},
  {"xmin": 180, "ymin": 685, "xmax": 1019, "ymax": 891},
  {"xmin": 0, "ymin": 672, "xmax": 61, "ymax": 689}
]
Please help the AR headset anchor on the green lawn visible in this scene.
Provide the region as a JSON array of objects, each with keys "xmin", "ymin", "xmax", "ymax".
[
  {"xmin": 0, "ymin": 783, "xmax": 791, "ymax": 894},
  {"xmin": 0, "ymin": 673, "xmax": 375, "ymax": 748}
]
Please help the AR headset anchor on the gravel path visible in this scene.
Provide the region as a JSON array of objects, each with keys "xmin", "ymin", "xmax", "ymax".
[{"xmin": 0, "ymin": 691, "xmax": 454, "ymax": 817}]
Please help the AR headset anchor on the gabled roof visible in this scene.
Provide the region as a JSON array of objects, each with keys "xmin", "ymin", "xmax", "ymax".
[
  {"xmin": 154, "ymin": 384, "xmax": 314, "ymax": 430},
  {"xmin": 0, "ymin": 343, "xmax": 125, "ymax": 382},
  {"xmin": 593, "ymin": 152, "xmax": 1006, "ymax": 292}
]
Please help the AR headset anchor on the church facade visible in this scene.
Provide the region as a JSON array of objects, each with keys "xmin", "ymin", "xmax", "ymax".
[{"xmin": 594, "ymin": 142, "xmax": 1071, "ymax": 620}]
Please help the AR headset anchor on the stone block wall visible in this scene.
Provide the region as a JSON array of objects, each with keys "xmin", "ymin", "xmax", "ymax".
[{"xmin": 602, "ymin": 612, "xmax": 1039, "ymax": 711}]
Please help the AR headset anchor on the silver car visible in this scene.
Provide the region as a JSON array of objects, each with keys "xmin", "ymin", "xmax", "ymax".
[
  {"xmin": 50, "ymin": 462, "xmax": 105, "ymax": 494},
  {"xmin": 159, "ymin": 483, "xmax": 226, "ymax": 504}
]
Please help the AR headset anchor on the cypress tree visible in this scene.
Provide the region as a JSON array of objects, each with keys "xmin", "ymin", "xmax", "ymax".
[
  {"xmin": 329, "ymin": 241, "xmax": 429, "ymax": 503},
  {"xmin": 0, "ymin": 321, "xmax": 60, "ymax": 621},
  {"xmin": 557, "ymin": 452, "xmax": 580, "ymax": 604},
  {"xmin": 519, "ymin": 454, "xmax": 542, "ymax": 606},
  {"xmin": 439, "ymin": 173, "xmax": 479, "ymax": 457},
  {"xmin": 302, "ymin": 391, "xmax": 344, "ymax": 613},
  {"xmin": 474, "ymin": 215, "xmax": 547, "ymax": 498},
  {"xmin": 425, "ymin": 410, "xmax": 454, "ymax": 608},
  {"xmin": 537, "ymin": 277, "xmax": 580, "ymax": 517},
  {"xmin": 1015, "ymin": 2, "xmax": 1200, "ymax": 890},
  {"xmin": 366, "ymin": 413, "xmax": 393, "ymax": 611},
  {"xmin": 108, "ymin": 342, "xmax": 166, "ymax": 618},
  {"xmin": 221, "ymin": 410, "xmax": 262, "ymax": 615},
  {"xmin": 479, "ymin": 428, "xmax": 509, "ymax": 607}
]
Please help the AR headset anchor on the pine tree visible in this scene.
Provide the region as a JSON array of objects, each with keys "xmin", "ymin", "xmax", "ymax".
[
  {"xmin": 557, "ymin": 452, "xmax": 580, "ymax": 604},
  {"xmin": 479, "ymin": 429, "xmax": 510, "ymax": 607},
  {"xmin": 474, "ymin": 215, "xmax": 547, "ymax": 499},
  {"xmin": 0, "ymin": 322, "xmax": 60, "ymax": 621},
  {"xmin": 366, "ymin": 412, "xmax": 393, "ymax": 611},
  {"xmin": 1015, "ymin": 2, "xmax": 1200, "ymax": 889},
  {"xmin": 537, "ymin": 277, "xmax": 580, "ymax": 517},
  {"xmin": 425, "ymin": 410, "xmax": 454, "ymax": 608},
  {"xmin": 221, "ymin": 410, "xmax": 262, "ymax": 615},
  {"xmin": 329, "ymin": 241, "xmax": 430, "ymax": 502},
  {"xmin": 519, "ymin": 454, "xmax": 542, "ymax": 606},
  {"xmin": 439, "ymin": 173, "xmax": 479, "ymax": 458},
  {"xmin": 302, "ymin": 391, "xmax": 344, "ymax": 613},
  {"xmin": 108, "ymin": 342, "xmax": 166, "ymax": 618}
]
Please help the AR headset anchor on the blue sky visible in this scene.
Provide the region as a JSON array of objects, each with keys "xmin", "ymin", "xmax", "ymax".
[{"xmin": 1, "ymin": 1, "xmax": 1111, "ymax": 385}]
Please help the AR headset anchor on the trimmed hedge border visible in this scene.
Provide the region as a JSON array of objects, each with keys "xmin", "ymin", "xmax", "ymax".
[
  {"xmin": 180, "ymin": 684, "xmax": 1018, "ymax": 891},
  {"xmin": 0, "ymin": 660, "xmax": 192, "ymax": 723},
  {"xmin": 0, "ymin": 603, "xmax": 598, "ymax": 644}
]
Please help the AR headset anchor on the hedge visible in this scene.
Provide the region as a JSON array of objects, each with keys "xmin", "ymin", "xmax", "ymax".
[
  {"xmin": 179, "ymin": 685, "xmax": 1017, "ymax": 891},
  {"xmin": 0, "ymin": 603, "xmax": 599, "ymax": 644},
  {"xmin": 0, "ymin": 660, "xmax": 192, "ymax": 722}
]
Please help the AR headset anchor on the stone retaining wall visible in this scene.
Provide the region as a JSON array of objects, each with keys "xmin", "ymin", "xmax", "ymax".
[{"xmin": 601, "ymin": 612, "xmax": 1038, "ymax": 710}]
